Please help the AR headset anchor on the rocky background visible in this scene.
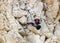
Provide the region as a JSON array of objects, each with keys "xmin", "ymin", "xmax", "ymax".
[{"xmin": 0, "ymin": 0, "xmax": 60, "ymax": 43}]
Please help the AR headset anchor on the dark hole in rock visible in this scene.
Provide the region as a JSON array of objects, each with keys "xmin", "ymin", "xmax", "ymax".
[
  {"xmin": 25, "ymin": 3, "xmax": 27, "ymax": 5},
  {"xmin": 59, "ymin": 19, "xmax": 60, "ymax": 22},
  {"xmin": 7, "ymin": 30, "xmax": 10, "ymax": 32},
  {"xmin": 15, "ymin": 17, "xmax": 20, "ymax": 19},
  {"xmin": 53, "ymin": 26, "xmax": 55, "ymax": 34},
  {"xmin": 45, "ymin": 36, "xmax": 48, "ymax": 41},
  {"xmin": 34, "ymin": 15, "xmax": 36, "ymax": 18}
]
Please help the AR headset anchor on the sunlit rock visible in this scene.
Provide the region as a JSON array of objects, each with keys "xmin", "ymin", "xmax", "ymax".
[
  {"xmin": 18, "ymin": 16, "xmax": 27, "ymax": 24},
  {"xmin": 0, "ymin": 0, "xmax": 60, "ymax": 43}
]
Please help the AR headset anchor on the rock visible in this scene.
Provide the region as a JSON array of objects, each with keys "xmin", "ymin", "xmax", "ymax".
[
  {"xmin": 0, "ymin": 0, "xmax": 60, "ymax": 43},
  {"xmin": 45, "ymin": 35, "xmax": 58, "ymax": 43},
  {"xmin": 13, "ymin": 9, "xmax": 28, "ymax": 18},
  {"xmin": 0, "ymin": 13, "xmax": 5, "ymax": 30},
  {"xmin": 40, "ymin": 19, "xmax": 49, "ymax": 33},
  {"xmin": 45, "ymin": 38, "xmax": 51, "ymax": 43},
  {"xmin": 0, "ymin": 35, "xmax": 5, "ymax": 43},
  {"xmin": 45, "ymin": 32, "xmax": 53, "ymax": 38},
  {"xmin": 29, "ymin": 1, "xmax": 43, "ymax": 18},
  {"xmin": 18, "ymin": 16, "xmax": 27, "ymax": 24},
  {"xmin": 45, "ymin": 0, "xmax": 59, "ymax": 22},
  {"xmin": 13, "ymin": 0, "xmax": 28, "ymax": 18},
  {"xmin": 54, "ymin": 22, "xmax": 60, "ymax": 40},
  {"xmin": 27, "ymin": 34, "xmax": 43, "ymax": 43},
  {"xmin": 18, "ymin": 29, "xmax": 27, "ymax": 36},
  {"xmin": 27, "ymin": 25, "xmax": 41, "ymax": 34},
  {"xmin": 47, "ymin": 24, "xmax": 54, "ymax": 32},
  {"xmin": 4, "ymin": 34, "xmax": 17, "ymax": 43},
  {"xmin": 40, "ymin": 35, "xmax": 45, "ymax": 43},
  {"xmin": 8, "ymin": 30, "xmax": 27, "ymax": 43}
]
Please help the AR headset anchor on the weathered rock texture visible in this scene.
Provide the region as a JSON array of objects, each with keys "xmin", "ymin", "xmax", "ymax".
[{"xmin": 0, "ymin": 0, "xmax": 60, "ymax": 43}]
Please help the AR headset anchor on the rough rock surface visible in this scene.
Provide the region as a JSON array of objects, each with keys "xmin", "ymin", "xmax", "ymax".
[{"xmin": 0, "ymin": 0, "xmax": 60, "ymax": 43}]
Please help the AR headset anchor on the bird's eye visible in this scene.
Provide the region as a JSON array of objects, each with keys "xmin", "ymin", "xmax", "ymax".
[{"xmin": 34, "ymin": 19, "xmax": 40, "ymax": 24}]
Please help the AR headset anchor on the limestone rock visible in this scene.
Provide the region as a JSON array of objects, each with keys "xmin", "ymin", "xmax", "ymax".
[
  {"xmin": 0, "ymin": 0, "xmax": 60, "ymax": 43},
  {"xmin": 40, "ymin": 19, "xmax": 49, "ymax": 33},
  {"xmin": 4, "ymin": 34, "xmax": 17, "ymax": 43},
  {"xmin": 0, "ymin": 14, "xmax": 5, "ymax": 30},
  {"xmin": 54, "ymin": 23, "xmax": 60, "ymax": 40},
  {"xmin": 18, "ymin": 16, "xmax": 27, "ymax": 24},
  {"xmin": 13, "ymin": 9, "xmax": 28, "ymax": 18},
  {"xmin": 27, "ymin": 34, "xmax": 43, "ymax": 43},
  {"xmin": 0, "ymin": 35, "xmax": 5, "ymax": 43},
  {"xmin": 45, "ymin": 0, "xmax": 59, "ymax": 22}
]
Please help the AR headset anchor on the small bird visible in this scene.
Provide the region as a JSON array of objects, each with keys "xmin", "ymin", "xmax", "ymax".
[
  {"xmin": 27, "ymin": 15, "xmax": 41, "ymax": 30},
  {"xmin": 34, "ymin": 18, "xmax": 41, "ymax": 30}
]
